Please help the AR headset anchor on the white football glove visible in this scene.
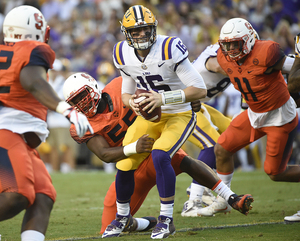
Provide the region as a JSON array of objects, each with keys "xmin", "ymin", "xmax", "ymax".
[
  {"xmin": 295, "ymin": 33, "xmax": 300, "ymax": 58},
  {"xmin": 56, "ymin": 101, "xmax": 94, "ymax": 137}
]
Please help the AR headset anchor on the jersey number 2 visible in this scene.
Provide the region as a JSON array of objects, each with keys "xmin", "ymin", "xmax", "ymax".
[{"xmin": 0, "ymin": 51, "xmax": 13, "ymax": 70}]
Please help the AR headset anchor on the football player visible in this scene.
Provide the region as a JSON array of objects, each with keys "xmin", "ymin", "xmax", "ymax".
[
  {"xmin": 285, "ymin": 33, "xmax": 300, "ymax": 223},
  {"xmin": 182, "ymin": 30, "xmax": 276, "ymax": 218},
  {"xmin": 0, "ymin": 5, "xmax": 92, "ymax": 241},
  {"xmin": 210, "ymin": 18, "xmax": 300, "ymax": 222},
  {"xmin": 180, "ymin": 43, "xmax": 232, "ymax": 217},
  {"xmin": 109, "ymin": 5, "xmax": 207, "ymax": 239},
  {"xmin": 62, "ymin": 73, "xmax": 254, "ymax": 236}
]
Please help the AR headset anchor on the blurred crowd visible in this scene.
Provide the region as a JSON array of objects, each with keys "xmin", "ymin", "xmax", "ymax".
[
  {"xmin": 1, "ymin": 0, "xmax": 299, "ymax": 172},
  {"xmin": 1, "ymin": 0, "xmax": 299, "ymax": 81}
]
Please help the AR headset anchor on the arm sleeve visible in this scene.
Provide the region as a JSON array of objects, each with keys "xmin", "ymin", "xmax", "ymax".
[
  {"xmin": 266, "ymin": 42, "xmax": 286, "ymax": 68},
  {"xmin": 175, "ymin": 58, "xmax": 207, "ymax": 89},
  {"xmin": 27, "ymin": 44, "xmax": 55, "ymax": 70},
  {"xmin": 121, "ymin": 71, "xmax": 137, "ymax": 95}
]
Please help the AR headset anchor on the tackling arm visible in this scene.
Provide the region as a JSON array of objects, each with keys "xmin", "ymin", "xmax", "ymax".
[
  {"xmin": 86, "ymin": 134, "xmax": 154, "ymax": 163},
  {"xmin": 20, "ymin": 65, "xmax": 93, "ymax": 137},
  {"xmin": 87, "ymin": 135, "xmax": 127, "ymax": 163}
]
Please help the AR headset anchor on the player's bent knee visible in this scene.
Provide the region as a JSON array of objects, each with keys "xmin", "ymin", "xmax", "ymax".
[
  {"xmin": 6, "ymin": 192, "xmax": 28, "ymax": 207},
  {"xmin": 264, "ymin": 165, "xmax": 282, "ymax": 181},
  {"xmin": 0, "ymin": 193, "xmax": 28, "ymax": 220},
  {"xmin": 35, "ymin": 193, "xmax": 54, "ymax": 210},
  {"xmin": 267, "ymin": 174, "xmax": 282, "ymax": 182},
  {"xmin": 265, "ymin": 167, "xmax": 282, "ymax": 181},
  {"xmin": 214, "ymin": 143, "xmax": 229, "ymax": 158}
]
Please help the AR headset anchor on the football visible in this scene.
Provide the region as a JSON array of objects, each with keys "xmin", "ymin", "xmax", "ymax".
[{"xmin": 134, "ymin": 89, "xmax": 161, "ymax": 122}]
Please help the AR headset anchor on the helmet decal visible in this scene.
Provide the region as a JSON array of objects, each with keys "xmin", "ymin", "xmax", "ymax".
[
  {"xmin": 3, "ymin": 5, "xmax": 49, "ymax": 43},
  {"xmin": 218, "ymin": 18, "xmax": 256, "ymax": 61}
]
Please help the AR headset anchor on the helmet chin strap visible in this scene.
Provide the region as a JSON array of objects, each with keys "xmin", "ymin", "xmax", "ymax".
[{"xmin": 133, "ymin": 42, "xmax": 150, "ymax": 50}]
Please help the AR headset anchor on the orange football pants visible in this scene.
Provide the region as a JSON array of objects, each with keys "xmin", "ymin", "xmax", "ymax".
[
  {"xmin": 0, "ymin": 129, "xmax": 56, "ymax": 206},
  {"xmin": 100, "ymin": 149, "xmax": 186, "ymax": 233},
  {"xmin": 218, "ymin": 110, "xmax": 298, "ymax": 175}
]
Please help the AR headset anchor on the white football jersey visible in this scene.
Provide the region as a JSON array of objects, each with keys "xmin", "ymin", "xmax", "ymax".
[
  {"xmin": 192, "ymin": 44, "xmax": 231, "ymax": 102},
  {"xmin": 113, "ymin": 35, "xmax": 194, "ymax": 113}
]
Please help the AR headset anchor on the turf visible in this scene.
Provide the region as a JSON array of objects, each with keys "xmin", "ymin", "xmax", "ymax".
[{"xmin": 0, "ymin": 169, "xmax": 299, "ymax": 241}]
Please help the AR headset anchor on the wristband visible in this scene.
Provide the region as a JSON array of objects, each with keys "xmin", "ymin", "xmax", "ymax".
[
  {"xmin": 56, "ymin": 101, "xmax": 71, "ymax": 114},
  {"xmin": 161, "ymin": 90, "xmax": 186, "ymax": 105},
  {"xmin": 282, "ymin": 56, "xmax": 295, "ymax": 72},
  {"xmin": 123, "ymin": 140, "xmax": 138, "ymax": 156}
]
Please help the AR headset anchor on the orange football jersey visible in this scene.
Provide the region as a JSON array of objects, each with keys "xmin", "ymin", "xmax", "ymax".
[
  {"xmin": 0, "ymin": 41, "xmax": 55, "ymax": 120},
  {"xmin": 217, "ymin": 40, "xmax": 290, "ymax": 113},
  {"xmin": 70, "ymin": 76, "xmax": 137, "ymax": 146}
]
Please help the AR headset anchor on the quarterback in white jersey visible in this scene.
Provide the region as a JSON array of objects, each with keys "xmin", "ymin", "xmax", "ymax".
[
  {"xmin": 114, "ymin": 35, "xmax": 206, "ymax": 113},
  {"xmin": 103, "ymin": 5, "xmax": 207, "ymax": 240}
]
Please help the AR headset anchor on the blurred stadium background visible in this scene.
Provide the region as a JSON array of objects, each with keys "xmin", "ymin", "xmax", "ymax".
[{"xmin": 0, "ymin": 1, "xmax": 300, "ymax": 240}]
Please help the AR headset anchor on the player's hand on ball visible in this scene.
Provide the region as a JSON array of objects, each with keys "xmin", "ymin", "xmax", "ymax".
[
  {"xmin": 134, "ymin": 89, "xmax": 161, "ymax": 122},
  {"xmin": 129, "ymin": 96, "xmax": 140, "ymax": 115}
]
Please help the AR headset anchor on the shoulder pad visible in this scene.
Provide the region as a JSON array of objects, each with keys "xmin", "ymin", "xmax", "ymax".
[
  {"xmin": 113, "ymin": 41, "xmax": 126, "ymax": 66},
  {"xmin": 161, "ymin": 36, "xmax": 177, "ymax": 60}
]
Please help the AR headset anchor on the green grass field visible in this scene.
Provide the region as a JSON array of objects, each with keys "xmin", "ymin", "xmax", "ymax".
[{"xmin": 0, "ymin": 169, "xmax": 299, "ymax": 241}]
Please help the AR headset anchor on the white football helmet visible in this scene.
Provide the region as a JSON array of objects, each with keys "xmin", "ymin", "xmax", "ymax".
[
  {"xmin": 63, "ymin": 73, "xmax": 101, "ymax": 118},
  {"xmin": 219, "ymin": 18, "xmax": 255, "ymax": 61},
  {"xmin": 121, "ymin": 5, "xmax": 158, "ymax": 50},
  {"xmin": 3, "ymin": 5, "xmax": 50, "ymax": 43}
]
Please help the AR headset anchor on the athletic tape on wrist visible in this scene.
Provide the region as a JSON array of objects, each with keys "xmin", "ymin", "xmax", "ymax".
[
  {"xmin": 282, "ymin": 56, "xmax": 295, "ymax": 72},
  {"xmin": 161, "ymin": 90, "xmax": 186, "ymax": 105},
  {"xmin": 56, "ymin": 101, "xmax": 71, "ymax": 114},
  {"xmin": 123, "ymin": 140, "xmax": 138, "ymax": 157}
]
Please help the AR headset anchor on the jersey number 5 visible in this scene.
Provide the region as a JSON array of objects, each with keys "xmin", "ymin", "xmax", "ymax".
[
  {"xmin": 137, "ymin": 75, "xmax": 171, "ymax": 92},
  {"xmin": 107, "ymin": 109, "xmax": 137, "ymax": 143}
]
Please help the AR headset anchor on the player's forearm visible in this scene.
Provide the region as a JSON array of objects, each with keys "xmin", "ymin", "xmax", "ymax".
[
  {"xmin": 20, "ymin": 65, "xmax": 61, "ymax": 111},
  {"xmin": 121, "ymin": 93, "xmax": 132, "ymax": 108},
  {"xmin": 88, "ymin": 144, "xmax": 126, "ymax": 163},
  {"xmin": 183, "ymin": 86, "xmax": 207, "ymax": 102},
  {"xmin": 31, "ymin": 81, "xmax": 62, "ymax": 111},
  {"xmin": 86, "ymin": 135, "xmax": 127, "ymax": 163},
  {"xmin": 288, "ymin": 58, "xmax": 300, "ymax": 92},
  {"xmin": 206, "ymin": 57, "xmax": 227, "ymax": 76}
]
